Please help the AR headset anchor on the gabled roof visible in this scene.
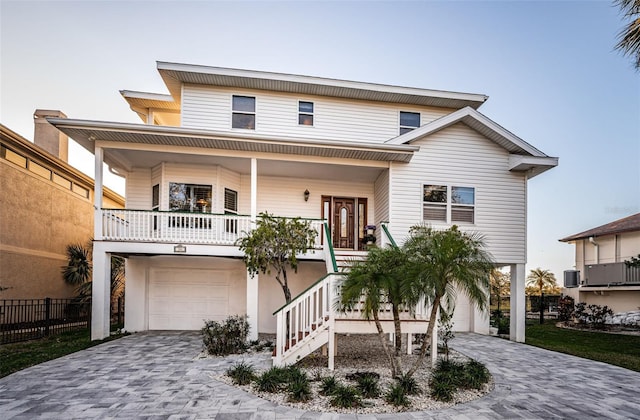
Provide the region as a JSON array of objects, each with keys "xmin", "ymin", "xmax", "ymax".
[
  {"xmin": 560, "ymin": 213, "xmax": 640, "ymax": 242},
  {"xmin": 385, "ymin": 106, "xmax": 558, "ymax": 178},
  {"xmin": 156, "ymin": 61, "xmax": 489, "ymax": 110},
  {"xmin": 45, "ymin": 118, "xmax": 419, "ymax": 169}
]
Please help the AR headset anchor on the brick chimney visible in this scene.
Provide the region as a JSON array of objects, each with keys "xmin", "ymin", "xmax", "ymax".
[{"xmin": 33, "ymin": 109, "xmax": 68, "ymax": 162}]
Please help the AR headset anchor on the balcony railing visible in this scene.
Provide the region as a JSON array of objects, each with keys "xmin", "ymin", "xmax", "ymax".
[
  {"xmin": 584, "ymin": 262, "xmax": 640, "ymax": 286},
  {"xmin": 99, "ymin": 209, "xmax": 325, "ymax": 247}
]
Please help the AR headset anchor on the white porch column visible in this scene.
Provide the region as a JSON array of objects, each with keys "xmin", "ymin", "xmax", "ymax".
[
  {"xmin": 91, "ymin": 242, "xmax": 111, "ymax": 340},
  {"xmin": 94, "ymin": 145, "xmax": 104, "ymax": 240},
  {"xmin": 246, "ymin": 158, "xmax": 259, "ymax": 341},
  {"xmin": 510, "ymin": 263, "xmax": 526, "ymax": 342}
]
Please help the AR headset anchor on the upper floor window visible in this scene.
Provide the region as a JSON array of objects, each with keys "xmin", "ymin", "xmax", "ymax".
[
  {"xmin": 232, "ymin": 95, "xmax": 255, "ymax": 129},
  {"xmin": 298, "ymin": 101, "xmax": 314, "ymax": 126},
  {"xmin": 400, "ymin": 111, "xmax": 420, "ymax": 135},
  {"xmin": 423, "ymin": 184, "xmax": 475, "ymax": 224},
  {"xmin": 169, "ymin": 183, "xmax": 212, "ymax": 213}
]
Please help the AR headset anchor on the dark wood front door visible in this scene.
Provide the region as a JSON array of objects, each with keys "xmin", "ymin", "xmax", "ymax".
[{"xmin": 333, "ymin": 198, "xmax": 355, "ymax": 249}]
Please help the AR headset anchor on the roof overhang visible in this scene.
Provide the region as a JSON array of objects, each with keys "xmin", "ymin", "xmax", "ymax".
[
  {"xmin": 559, "ymin": 212, "xmax": 640, "ymax": 242},
  {"xmin": 156, "ymin": 61, "xmax": 488, "ymax": 110},
  {"xmin": 46, "ymin": 118, "xmax": 418, "ymax": 166}
]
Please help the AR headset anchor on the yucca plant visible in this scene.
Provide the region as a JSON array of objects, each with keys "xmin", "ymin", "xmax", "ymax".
[
  {"xmin": 385, "ymin": 383, "xmax": 410, "ymax": 407},
  {"xmin": 226, "ymin": 361, "xmax": 256, "ymax": 385}
]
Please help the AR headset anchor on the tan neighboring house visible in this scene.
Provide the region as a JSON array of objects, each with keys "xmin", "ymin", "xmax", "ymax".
[
  {"xmin": 560, "ymin": 212, "xmax": 640, "ymax": 313},
  {"xmin": 47, "ymin": 62, "xmax": 557, "ymax": 367},
  {"xmin": 0, "ymin": 110, "xmax": 124, "ymax": 300}
]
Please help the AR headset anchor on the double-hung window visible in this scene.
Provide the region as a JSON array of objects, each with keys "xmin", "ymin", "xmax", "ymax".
[
  {"xmin": 423, "ymin": 184, "xmax": 475, "ymax": 224},
  {"xmin": 232, "ymin": 95, "xmax": 256, "ymax": 129},
  {"xmin": 169, "ymin": 183, "xmax": 212, "ymax": 213},
  {"xmin": 400, "ymin": 111, "xmax": 420, "ymax": 135},
  {"xmin": 298, "ymin": 101, "xmax": 314, "ymax": 126}
]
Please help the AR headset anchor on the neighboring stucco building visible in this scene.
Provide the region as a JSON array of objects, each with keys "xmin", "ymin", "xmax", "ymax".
[
  {"xmin": 47, "ymin": 62, "xmax": 557, "ymax": 364},
  {"xmin": 0, "ymin": 111, "xmax": 124, "ymax": 300},
  {"xmin": 560, "ymin": 212, "xmax": 640, "ymax": 313}
]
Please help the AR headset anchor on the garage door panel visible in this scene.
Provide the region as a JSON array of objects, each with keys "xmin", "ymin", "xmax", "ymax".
[{"xmin": 149, "ymin": 269, "xmax": 230, "ymax": 330}]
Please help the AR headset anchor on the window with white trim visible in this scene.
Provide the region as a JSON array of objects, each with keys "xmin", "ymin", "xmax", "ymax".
[
  {"xmin": 400, "ymin": 111, "xmax": 420, "ymax": 135},
  {"xmin": 224, "ymin": 188, "xmax": 238, "ymax": 234},
  {"xmin": 169, "ymin": 183, "xmax": 212, "ymax": 213},
  {"xmin": 423, "ymin": 184, "xmax": 475, "ymax": 224},
  {"xmin": 298, "ymin": 101, "xmax": 314, "ymax": 126},
  {"xmin": 232, "ymin": 95, "xmax": 255, "ymax": 129}
]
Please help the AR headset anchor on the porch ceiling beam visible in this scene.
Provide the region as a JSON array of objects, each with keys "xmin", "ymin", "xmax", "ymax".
[{"xmin": 94, "ymin": 140, "xmax": 392, "ymax": 169}]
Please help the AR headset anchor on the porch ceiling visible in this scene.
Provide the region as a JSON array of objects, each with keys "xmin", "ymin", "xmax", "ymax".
[{"xmin": 106, "ymin": 148, "xmax": 385, "ymax": 182}]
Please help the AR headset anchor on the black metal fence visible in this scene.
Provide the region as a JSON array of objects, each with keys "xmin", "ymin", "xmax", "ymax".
[{"xmin": 0, "ymin": 298, "xmax": 90, "ymax": 344}]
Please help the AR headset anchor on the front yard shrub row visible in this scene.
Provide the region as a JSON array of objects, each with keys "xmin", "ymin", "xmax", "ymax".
[
  {"xmin": 201, "ymin": 315, "xmax": 250, "ymax": 355},
  {"xmin": 226, "ymin": 360, "xmax": 490, "ymax": 408},
  {"xmin": 429, "ymin": 359, "xmax": 491, "ymax": 402}
]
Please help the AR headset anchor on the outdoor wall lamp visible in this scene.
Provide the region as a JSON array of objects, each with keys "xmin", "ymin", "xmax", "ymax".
[{"xmin": 304, "ymin": 189, "xmax": 310, "ymax": 201}]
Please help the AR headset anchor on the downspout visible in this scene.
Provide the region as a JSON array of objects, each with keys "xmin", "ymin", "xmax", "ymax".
[{"xmin": 589, "ymin": 236, "xmax": 599, "ymax": 264}]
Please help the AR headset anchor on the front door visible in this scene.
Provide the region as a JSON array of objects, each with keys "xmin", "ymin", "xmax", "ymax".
[
  {"xmin": 322, "ymin": 196, "xmax": 368, "ymax": 250},
  {"xmin": 333, "ymin": 198, "xmax": 355, "ymax": 249}
]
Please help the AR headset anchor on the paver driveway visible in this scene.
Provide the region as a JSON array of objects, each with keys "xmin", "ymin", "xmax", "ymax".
[{"xmin": 1, "ymin": 331, "xmax": 639, "ymax": 419}]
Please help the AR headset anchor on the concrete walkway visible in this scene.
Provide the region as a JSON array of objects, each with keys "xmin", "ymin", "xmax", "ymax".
[{"xmin": 1, "ymin": 332, "xmax": 639, "ymax": 419}]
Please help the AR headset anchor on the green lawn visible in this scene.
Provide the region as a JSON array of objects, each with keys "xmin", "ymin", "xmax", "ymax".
[
  {"xmin": 525, "ymin": 321, "xmax": 640, "ymax": 372},
  {"xmin": 0, "ymin": 329, "xmax": 124, "ymax": 378}
]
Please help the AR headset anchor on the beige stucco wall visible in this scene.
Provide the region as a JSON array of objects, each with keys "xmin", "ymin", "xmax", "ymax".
[{"xmin": 0, "ymin": 156, "xmax": 123, "ymax": 300}]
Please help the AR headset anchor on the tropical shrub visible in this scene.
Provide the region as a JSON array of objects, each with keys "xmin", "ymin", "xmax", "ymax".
[
  {"xmin": 255, "ymin": 367, "xmax": 289, "ymax": 393},
  {"xmin": 287, "ymin": 372, "xmax": 311, "ymax": 402},
  {"xmin": 201, "ymin": 315, "xmax": 249, "ymax": 355},
  {"xmin": 430, "ymin": 358, "xmax": 490, "ymax": 401},
  {"xmin": 385, "ymin": 383, "xmax": 410, "ymax": 407},
  {"xmin": 461, "ymin": 359, "xmax": 490, "ymax": 389},
  {"xmin": 355, "ymin": 374, "xmax": 380, "ymax": 398},
  {"xmin": 557, "ymin": 295, "xmax": 575, "ymax": 322},
  {"xmin": 574, "ymin": 303, "xmax": 613, "ymax": 329},
  {"xmin": 330, "ymin": 384, "xmax": 362, "ymax": 408},
  {"xmin": 226, "ymin": 361, "xmax": 256, "ymax": 385},
  {"xmin": 319, "ymin": 375, "xmax": 338, "ymax": 396},
  {"xmin": 396, "ymin": 372, "xmax": 421, "ymax": 395}
]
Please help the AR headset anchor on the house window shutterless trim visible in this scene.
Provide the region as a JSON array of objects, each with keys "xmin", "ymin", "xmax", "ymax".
[
  {"xmin": 423, "ymin": 184, "xmax": 475, "ymax": 224},
  {"xmin": 400, "ymin": 111, "xmax": 420, "ymax": 135},
  {"xmin": 298, "ymin": 101, "xmax": 314, "ymax": 126},
  {"xmin": 232, "ymin": 95, "xmax": 256, "ymax": 129}
]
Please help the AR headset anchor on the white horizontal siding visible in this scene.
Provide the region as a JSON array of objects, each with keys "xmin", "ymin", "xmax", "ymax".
[
  {"xmin": 181, "ymin": 85, "xmax": 450, "ymax": 143},
  {"xmin": 218, "ymin": 167, "xmax": 241, "ymax": 213},
  {"xmin": 126, "ymin": 168, "xmax": 151, "ymax": 210},
  {"xmin": 389, "ymin": 123, "xmax": 527, "ymax": 264},
  {"xmin": 239, "ymin": 175, "xmax": 375, "ymax": 222}
]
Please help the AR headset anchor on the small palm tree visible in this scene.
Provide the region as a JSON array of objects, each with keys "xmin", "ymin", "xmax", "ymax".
[
  {"xmin": 338, "ymin": 246, "xmax": 409, "ymax": 377},
  {"xmin": 404, "ymin": 225, "xmax": 494, "ymax": 376},
  {"xmin": 614, "ymin": 0, "xmax": 640, "ymax": 70},
  {"xmin": 62, "ymin": 243, "xmax": 92, "ymax": 286}
]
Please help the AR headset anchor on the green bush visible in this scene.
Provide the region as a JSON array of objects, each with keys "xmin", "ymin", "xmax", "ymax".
[
  {"xmin": 287, "ymin": 373, "xmax": 311, "ymax": 402},
  {"xmin": 462, "ymin": 359, "xmax": 490, "ymax": 389},
  {"xmin": 201, "ymin": 315, "xmax": 249, "ymax": 355},
  {"xmin": 429, "ymin": 373, "xmax": 456, "ymax": 402},
  {"xmin": 558, "ymin": 295, "xmax": 575, "ymax": 322},
  {"xmin": 226, "ymin": 361, "xmax": 256, "ymax": 385},
  {"xmin": 330, "ymin": 384, "xmax": 362, "ymax": 408},
  {"xmin": 319, "ymin": 375, "xmax": 338, "ymax": 396},
  {"xmin": 254, "ymin": 366, "xmax": 290, "ymax": 393},
  {"xmin": 396, "ymin": 372, "xmax": 421, "ymax": 395},
  {"xmin": 385, "ymin": 383, "xmax": 410, "ymax": 407},
  {"xmin": 355, "ymin": 374, "xmax": 380, "ymax": 398}
]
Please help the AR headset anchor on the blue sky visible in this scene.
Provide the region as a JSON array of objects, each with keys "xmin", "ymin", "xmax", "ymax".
[{"xmin": 1, "ymin": 0, "xmax": 639, "ymax": 280}]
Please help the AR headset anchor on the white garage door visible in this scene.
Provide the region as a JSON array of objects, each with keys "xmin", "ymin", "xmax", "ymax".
[{"xmin": 149, "ymin": 268, "xmax": 229, "ymax": 330}]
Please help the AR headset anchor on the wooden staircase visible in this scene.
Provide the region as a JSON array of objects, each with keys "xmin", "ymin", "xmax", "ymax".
[{"xmin": 272, "ymin": 222, "xmax": 437, "ymax": 369}]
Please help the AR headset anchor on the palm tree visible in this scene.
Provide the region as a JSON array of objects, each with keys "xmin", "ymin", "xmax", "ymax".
[
  {"xmin": 490, "ymin": 269, "xmax": 510, "ymax": 314},
  {"xmin": 337, "ymin": 246, "xmax": 409, "ymax": 377},
  {"xmin": 404, "ymin": 225, "xmax": 494, "ymax": 376},
  {"xmin": 526, "ymin": 268, "xmax": 557, "ymax": 323},
  {"xmin": 62, "ymin": 243, "xmax": 92, "ymax": 286},
  {"xmin": 614, "ymin": 0, "xmax": 640, "ymax": 70}
]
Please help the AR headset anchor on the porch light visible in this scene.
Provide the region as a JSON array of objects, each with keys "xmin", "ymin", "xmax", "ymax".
[{"xmin": 304, "ymin": 189, "xmax": 310, "ymax": 201}]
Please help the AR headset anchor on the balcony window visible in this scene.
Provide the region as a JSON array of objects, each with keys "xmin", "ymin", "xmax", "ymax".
[{"xmin": 169, "ymin": 183, "xmax": 212, "ymax": 213}]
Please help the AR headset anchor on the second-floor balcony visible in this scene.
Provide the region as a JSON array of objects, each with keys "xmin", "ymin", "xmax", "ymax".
[
  {"xmin": 98, "ymin": 208, "xmax": 325, "ymax": 247},
  {"xmin": 584, "ymin": 262, "xmax": 640, "ymax": 287}
]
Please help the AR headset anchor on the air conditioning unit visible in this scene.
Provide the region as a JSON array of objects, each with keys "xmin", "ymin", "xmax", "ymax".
[{"xmin": 564, "ymin": 270, "xmax": 580, "ymax": 288}]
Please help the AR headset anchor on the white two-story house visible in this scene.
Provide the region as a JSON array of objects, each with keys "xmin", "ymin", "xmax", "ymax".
[{"xmin": 48, "ymin": 62, "xmax": 557, "ymax": 366}]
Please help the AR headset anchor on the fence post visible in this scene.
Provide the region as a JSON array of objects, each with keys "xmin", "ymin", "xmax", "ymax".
[{"xmin": 45, "ymin": 297, "xmax": 51, "ymax": 336}]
